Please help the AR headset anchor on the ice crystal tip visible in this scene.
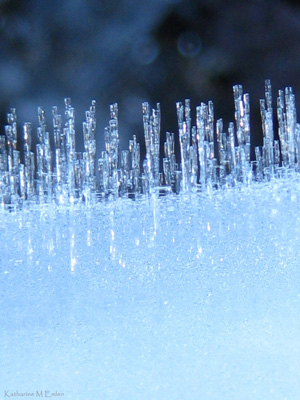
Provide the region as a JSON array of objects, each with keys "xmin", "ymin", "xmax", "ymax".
[{"xmin": 0, "ymin": 80, "xmax": 299, "ymax": 209}]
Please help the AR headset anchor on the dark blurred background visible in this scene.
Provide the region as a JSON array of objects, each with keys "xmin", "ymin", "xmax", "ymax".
[{"xmin": 1, "ymin": 0, "xmax": 300, "ymax": 158}]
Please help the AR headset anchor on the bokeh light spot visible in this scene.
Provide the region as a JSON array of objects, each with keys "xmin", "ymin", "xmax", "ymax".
[{"xmin": 177, "ymin": 31, "xmax": 202, "ymax": 58}]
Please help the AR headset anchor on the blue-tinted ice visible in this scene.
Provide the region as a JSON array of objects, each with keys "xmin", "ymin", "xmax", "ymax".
[{"xmin": 1, "ymin": 81, "xmax": 300, "ymax": 399}]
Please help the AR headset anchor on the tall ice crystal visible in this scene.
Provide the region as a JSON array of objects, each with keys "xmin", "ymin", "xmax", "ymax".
[{"xmin": 1, "ymin": 81, "xmax": 300, "ymax": 399}]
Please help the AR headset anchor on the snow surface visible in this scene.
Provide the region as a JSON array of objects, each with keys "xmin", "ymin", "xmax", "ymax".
[{"xmin": 1, "ymin": 177, "xmax": 300, "ymax": 399}]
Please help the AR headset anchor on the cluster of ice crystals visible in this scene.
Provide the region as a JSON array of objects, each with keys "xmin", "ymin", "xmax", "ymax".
[
  {"xmin": 1, "ymin": 80, "xmax": 300, "ymax": 208},
  {"xmin": 2, "ymin": 81, "xmax": 300, "ymax": 399}
]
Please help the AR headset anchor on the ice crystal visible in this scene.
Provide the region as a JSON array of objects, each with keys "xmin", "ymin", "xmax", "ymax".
[{"xmin": 1, "ymin": 80, "xmax": 300, "ymax": 208}]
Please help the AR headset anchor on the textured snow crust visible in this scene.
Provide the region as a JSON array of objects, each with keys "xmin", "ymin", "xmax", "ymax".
[{"xmin": 1, "ymin": 178, "xmax": 300, "ymax": 399}]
